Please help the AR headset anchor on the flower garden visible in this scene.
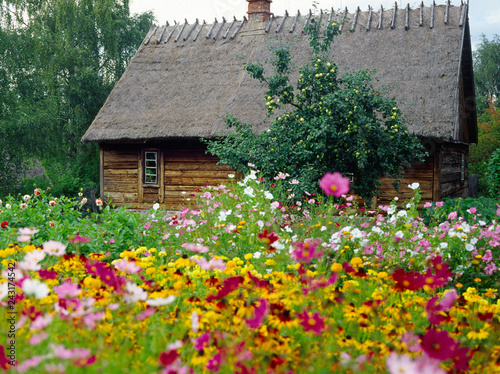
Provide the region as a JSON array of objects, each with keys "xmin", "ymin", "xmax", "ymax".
[{"xmin": 1, "ymin": 170, "xmax": 500, "ymax": 373}]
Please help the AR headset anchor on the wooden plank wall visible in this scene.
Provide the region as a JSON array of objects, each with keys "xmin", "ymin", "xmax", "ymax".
[
  {"xmin": 439, "ymin": 142, "xmax": 468, "ymax": 199},
  {"xmin": 102, "ymin": 148, "xmax": 139, "ymax": 205},
  {"xmin": 375, "ymin": 156, "xmax": 435, "ymax": 207},
  {"xmin": 163, "ymin": 141, "xmax": 234, "ymax": 209}
]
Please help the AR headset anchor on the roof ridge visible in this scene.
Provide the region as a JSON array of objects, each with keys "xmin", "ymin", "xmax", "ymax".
[{"xmin": 143, "ymin": 1, "xmax": 467, "ymax": 45}]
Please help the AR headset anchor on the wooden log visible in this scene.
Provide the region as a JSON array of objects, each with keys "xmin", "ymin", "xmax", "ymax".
[
  {"xmin": 430, "ymin": 1, "xmax": 435, "ymax": 29},
  {"xmin": 459, "ymin": 3, "xmax": 466, "ymax": 27},
  {"xmin": 378, "ymin": 5, "xmax": 384, "ymax": 29},
  {"xmin": 265, "ymin": 14, "xmax": 274, "ymax": 33},
  {"xmin": 328, "ymin": 8, "xmax": 334, "ymax": 22},
  {"xmin": 339, "ymin": 7, "xmax": 347, "ymax": 32},
  {"xmin": 419, "ymin": 1, "xmax": 424, "ymax": 26},
  {"xmin": 214, "ymin": 17, "xmax": 226, "ymax": 40},
  {"xmin": 289, "ymin": 10, "xmax": 300, "ymax": 33},
  {"xmin": 160, "ymin": 150, "xmax": 165, "ymax": 204},
  {"xmin": 232, "ymin": 17, "xmax": 247, "ymax": 39},
  {"xmin": 206, "ymin": 18, "xmax": 217, "ymax": 39},
  {"xmin": 391, "ymin": 2, "xmax": 397, "ymax": 29},
  {"xmin": 366, "ymin": 6, "xmax": 372, "ymax": 31},
  {"xmin": 223, "ymin": 16, "xmax": 236, "ymax": 39},
  {"xmin": 143, "ymin": 26, "xmax": 157, "ymax": 45},
  {"xmin": 302, "ymin": 9, "xmax": 312, "ymax": 33},
  {"xmin": 165, "ymin": 22, "xmax": 177, "ymax": 43},
  {"xmin": 164, "ymin": 155, "xmax": 221, "ymax": 163},
  {"xmin": 193, "ymin": 20, "xmax": 205, "ymax": 41},
  {"xmin": 103, "ymin": 169, "xmax": 138, "ymax": 177},
  {"xmin": 164, "ymin": 170, "xmax": 235, "ymax": 178},
  {"xmin": 164, "ymin": 177, "xmax": 229, "ymax": 186},
  {"xmin": 405, "ymin": 3, "xmax": 410, "ymax": 30},
  {"xmin": 157, "ymin": 23, "xmax": 168, "ymax": 43},
  {"xmin": 164, "ymin": 163, "xmax": 232, "ymax": 171},
  {"xmin": 175, "ymin": 19, "xmax": 188, "ymax": 42},
  {"xmin": 276, "ymin": 10, "xmax": 288, "ymax": 33},
  {"xmin": 445, "ymin": 0, "xmax": 450, "ymax": 25},
  {"xmin": 138, "ymin": 151, "xmax": 144, "ymax": 203},
  {"xmin": 184, "ymin": 19, "xmax": 199, "ymax": 41},
  {"xmin": 351, "ymin": 7, "xmax": 359, "ymax": 31},
  {"xmin": 104, "ymin": 161, "xmax": 138, "ymax": 169}
]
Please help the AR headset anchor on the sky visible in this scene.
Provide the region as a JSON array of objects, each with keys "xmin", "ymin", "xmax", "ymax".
[{"xmin": 129, "ymin": 0, "xmax": 499, "ymax": 49}]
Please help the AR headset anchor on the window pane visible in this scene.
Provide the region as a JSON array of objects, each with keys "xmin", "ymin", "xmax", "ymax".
[{"xmin": 144, "ymin": 151, "xmax": 159, "ymax": 184}]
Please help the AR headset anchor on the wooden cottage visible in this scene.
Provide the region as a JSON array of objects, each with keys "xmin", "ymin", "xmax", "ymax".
[{"xmin": 81, "ymin": 0, "xmax": 477, "ymax": 209}]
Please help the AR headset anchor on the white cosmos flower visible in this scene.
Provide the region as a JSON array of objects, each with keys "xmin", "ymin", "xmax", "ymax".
[
  {"xmin": 146, "ymin": 295, "xmax": 177, "ymax": 307},
  {"xmin": 408, "ymin": 182, "xmax": 420, "ymax": 190},
  {"xmin": 22, "ymin": 279, "xmax": 50, "ymax": 299}
]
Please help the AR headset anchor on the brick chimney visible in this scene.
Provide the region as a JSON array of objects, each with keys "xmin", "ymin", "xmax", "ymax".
[{"xmin": 247, "ymin": 0, "xmax": 272, "ymax": 22}]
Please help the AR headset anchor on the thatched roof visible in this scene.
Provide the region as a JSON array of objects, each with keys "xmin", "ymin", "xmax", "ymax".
[{"xmin": 82, "ymin": 2, "xmax": 477, "ymax": 144}]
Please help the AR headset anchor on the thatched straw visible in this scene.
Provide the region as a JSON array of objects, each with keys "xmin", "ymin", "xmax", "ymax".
[{"xmin": 82, "ymin": 3, "xmax": 476, "ymax": 145}]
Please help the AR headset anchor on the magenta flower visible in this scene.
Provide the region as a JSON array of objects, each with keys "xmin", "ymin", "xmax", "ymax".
[
  {"xmin": 291, "ymin": 240, "xmax": 324, "ymax": 264},
  {"xmin": 426, "ymin": 289, "xmax": 457, "ymax": 325},
  {"xmin": 206, "ymin": 276, "xmax": 244, "ymax": 301},
  {"xmin": 319, "ymin": 172, "xmax": 350, "ymax": 197},
  {"xmin": 246, "ymin": 299, "xmax": 268, "ymax": 329},
  {"xmin": 193, "ymin": 333, "xmax": 210, "ymax": 351},
  {"xmin": 297, "ymin": 309, "xmax": 326, "ymax": 335},
  {"xmin": 206, "ymin": 352, "xmax": 222, "ymax": 372},
  {"xmin": 421, "ymin": 329, "xmax": 457, "ymax": 361}
]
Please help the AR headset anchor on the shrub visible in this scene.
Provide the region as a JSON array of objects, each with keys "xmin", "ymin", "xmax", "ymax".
[{"xmin": 487, "ymin": 148, "xmax": 500, "ymax": 198}]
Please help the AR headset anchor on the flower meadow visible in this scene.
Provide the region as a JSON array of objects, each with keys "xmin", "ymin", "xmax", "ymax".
[{"xmin": 1, "ymin": 172, "xmax": 500, "ymax": 373}]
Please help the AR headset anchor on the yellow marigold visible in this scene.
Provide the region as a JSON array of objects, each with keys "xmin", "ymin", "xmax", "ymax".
[
  {"xmin": 244, "ymin": 253, "xmax": 253, "ymax": 260},
  {"xmin": 120, "ymin": 250, "xmax": 136, "ymax": 259},
  {"xmin": 350, "ymin": 257, "xmax": 363, "ymax": 267},
  {"xmin": 226, "ymin": 260, "xmax": 236, "ymax": 268},
  {"xmin": 377, "ymin": 271, "xmax": 388, "ymax": 280},
  {"xmin": 22, "ymin": 244, "xmax": 36, "ymax": 253},
  {"xmin": 331, "ymin": 263, "xmax": 343, "ymax": 273},
  {"xmin": 145, "ymin": 267, "xmax": 156, "ymax": 275},
  {"xmin": 266, "ymin": 259, "xmax": 276, "ymax": 266}
]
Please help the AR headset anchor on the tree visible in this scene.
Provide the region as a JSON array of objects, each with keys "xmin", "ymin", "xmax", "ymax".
[
  {"xmin": 206, "ymin": 20, "xmax": 425, "ymax": 202},
  {"xmin": 474, "ymin": 34, "xmax": 500, "ymax": 112},
  {"xmin": 0, "ymin": 0, "xmax": 152, "ymax": 196}
]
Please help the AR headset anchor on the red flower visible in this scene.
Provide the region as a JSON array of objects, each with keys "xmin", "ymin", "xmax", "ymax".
[
  {"xmin": 206, "ymin": 276, "xmax": 244, "ymax": 301},
  {"xmin": 0, "ymin": 221, "xmax": 8, "ymax": 229},
  {"xmin": 297, "ymin": 309, "xmax": 326, "ymax": 335},
  {"xmin": 0, "ymin": 345, "xmax": 12, "ymax": 369},
  {"xmin": 73, "ymin": 355, "xmax": 96, "ymax": 367},
  {"xmin": 421, "ymin": 329, "xmax": 457, "ymax": 361},
  {"xmin": 159, "ymin": 350, "xmax": 179, "ymax": 366},
  {"xmin": 258, "ymin": 230, "xmax": 278, "ymax": 247},
  {"xmin": 392, "ymin": 268, "xmax": 425, "ymax": 291}
]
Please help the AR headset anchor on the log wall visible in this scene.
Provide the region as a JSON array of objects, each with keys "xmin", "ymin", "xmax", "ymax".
[{"xmin": 101, "ymin": 140, "xmax": 235, "ymax": 210}]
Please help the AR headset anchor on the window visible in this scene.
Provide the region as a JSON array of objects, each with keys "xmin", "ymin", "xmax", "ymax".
[{"xmin": 144, "ymin": 151, "xmax": 158, "ymax": 185}]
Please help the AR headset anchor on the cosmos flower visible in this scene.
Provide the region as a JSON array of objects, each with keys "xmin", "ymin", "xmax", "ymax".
[
  {"xmin": 319, "ymin": 172, "xmax": 350, "ymax": 197},
  {"xmin": 296, "ymin": 309, "xmax": 326, "ymax": 335}
]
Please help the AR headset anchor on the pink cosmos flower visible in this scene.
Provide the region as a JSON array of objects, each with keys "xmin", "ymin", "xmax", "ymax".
[
  {"xmin": 29, "ymin": 332, "xmax": 48, "ymax": 345},
  {"xmin": 482, "ymin": 250, "xmax": 493, "ymax": 262},
  {"xmin": 206, "ymin": 352, "xmax": 222, "ymax": 372},
  {"xmin": 17, "ymin": 356, "xmax": 43, "ymax": 373},
  {"xmin": 401, "ymin": 331, "xmax": 421, "ymax": 352},
  {"xmin": 319, "ymin": 172, "xmax": 350, "ymax": 197},
  {"xmin": 423, "ymin": 202, "xmax": 433, "ymax": 208},
  {"xmin": 43, "ymin": 240, "xmax": 66, "ymax": 256},
  {"xmin": 426, "ymin": 289, "xmax": 458, "ymax": 325},
  {"xmin": 54, "ymin": 280, "xmax": 81, "ymax": 298},
  {"xmin": 435, "ymin": 201, "xmax": 444, "ymax": 207},
  {"xmin": 53, "ymin": 345, "xmax": 91, "ymax": 360},
  {"xmin": 182, "ymin": 242, "xmax": 209, "ymax": 253},
  {"xmin": 447, "ymin": 211, "xmax": 457, "ymax": 220},
  {"xmin": 136, "ymin": 308, "xmax": 156, "ymax": 321},
  {"xmin": 292, "ymin": 240, "xmax": 324, "ymax": 264},
  {"xmin": 83, "ymin": 312, "xmax": 105, "ymax": 329},
  {"xmin": 386, "ymin": 353, "xmax": 420, "ymax": 374},
  {"xmin": 114, "ymin": 259, "xmax": 141, "ymax": 274},
  {"xmin": 206, "ymin": 276, "xmax": 243, "ymax": 301},
  {"xmin": 191, "ymin": 311, "xmax": 199, "ymax": 333},
  {"xmin": 190, "ymin": 257, "xmax": 226, "ymax": 271},
  {"xmin": 484, "ymin": 262, "xmax": 498, "ymax": 275},
  {"xmin": 31, "ymin": 314, "xmax": 53, "ymax": 330}
]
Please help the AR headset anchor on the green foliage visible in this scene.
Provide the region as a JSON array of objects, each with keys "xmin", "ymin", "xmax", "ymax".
[
  {"xmin": 473, "ymin": 34, "xmax": 500, "ymax": 112},
  {"xmin": 487, "ymin": 148, "xmax": 500, "ymax": 199},
  {"xmin": 469, "ymin": 104, "xmax": 500, "ymax": 196},
  {"xmin": 0, "ymin": 0, "xmax": 152, "ymax": 197},
  {"xmin": 206, "ymin": 19, "xmax": 426, "ymax": 202}
]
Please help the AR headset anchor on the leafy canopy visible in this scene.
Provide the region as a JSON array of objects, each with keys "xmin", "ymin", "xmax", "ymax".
[
  {"xmin": 206, "ymin": 18, "xmax": 425, "ymax": 202},
  {"xmin": 474, "ymin": 34, "xmax": 500, "ymax": 112},
  {"xmin": 0, "ymin": 0, "xmax": 151, "ymax": 196}
]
